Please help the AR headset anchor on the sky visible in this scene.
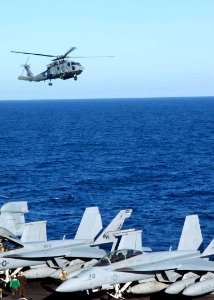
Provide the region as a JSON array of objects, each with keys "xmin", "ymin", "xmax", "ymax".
[{"xmin": 1, "ymin": 0, "xmax": 214, "ymax": 100}]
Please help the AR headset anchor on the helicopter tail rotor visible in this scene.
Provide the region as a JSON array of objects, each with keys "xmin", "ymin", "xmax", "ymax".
[
  {"xmin": 20, "ymin": 56, "xmax": 34, "ymax": 77},
  {"xmin": 20, "ymin": 56, "xmax": 30, "ymax": 75}
]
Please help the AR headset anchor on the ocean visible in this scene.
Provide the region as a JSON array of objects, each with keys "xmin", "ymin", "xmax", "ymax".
[{"xmin": 0, "ymin": 97, "xmax": 213, "ymax": 251}]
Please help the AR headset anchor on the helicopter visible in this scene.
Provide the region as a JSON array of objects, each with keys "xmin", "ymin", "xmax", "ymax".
[{"xmin": 11, "ymin": 47, "xmax": 112, "ymax": 86}]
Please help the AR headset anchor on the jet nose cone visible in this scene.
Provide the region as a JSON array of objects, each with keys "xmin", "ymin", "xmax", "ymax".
[
  {"xmin": 56, "ymin": 280, "xmax": 74, "ymax": 293},
  {"xmin": 56, "ymin": 283, "xmax": 68, "ymax": 293},
  {"xmin": 56, "ymin": 277, "xmax": 91, "ymax": 293}
]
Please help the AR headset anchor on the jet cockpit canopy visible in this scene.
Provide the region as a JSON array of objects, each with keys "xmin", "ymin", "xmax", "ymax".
[{"xmin": 95, "ymin": 249, "xmax": 143, "ymax": 267}]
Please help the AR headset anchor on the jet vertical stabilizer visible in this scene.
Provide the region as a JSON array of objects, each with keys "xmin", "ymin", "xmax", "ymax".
[
  {"xmin": 201, "ymin": 239, "xmax": 214, "ymax": 257},
  {"xmin": 0, "ymin": 201, "xmax": 29, "ymax": 237},
  {"xmin": 177, "ymin": 215, "xmax": 202, "ymax": 251},
  {"xmin": 94, "ymin": 209, "xmax": 132, "ymax": 244},
  {"xmin": 117, "ymin": 230, "xmax": 142, "ymax": 251},
  {"xmin": 74, "ymin": 207, "xmax": 102, "ymax": 240},
  {"xmin": 21, "ymin": 221, "xmax": 47, "ymax": 242}
]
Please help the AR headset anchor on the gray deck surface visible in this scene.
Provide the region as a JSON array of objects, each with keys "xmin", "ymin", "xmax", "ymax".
[{"xmin": 2, "ymin": 279, "xmax": 214, "ymax": 300}]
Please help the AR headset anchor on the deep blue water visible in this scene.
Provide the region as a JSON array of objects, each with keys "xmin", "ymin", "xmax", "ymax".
[{"xmin": 0, "ymin": 97, "xmax": 213, "ymax": 251}]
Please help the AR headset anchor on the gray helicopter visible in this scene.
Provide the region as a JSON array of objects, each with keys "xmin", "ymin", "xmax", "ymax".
[
  {"xmin": 11, "ymin": 47, "xmax": 86, "ymax": 86},
  {"xmin": 12, "ymin": 47, "xmax": 113, "ymax": 86}
]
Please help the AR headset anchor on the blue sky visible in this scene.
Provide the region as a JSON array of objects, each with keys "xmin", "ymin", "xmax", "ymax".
[{"xmin": 1, "ymin": 0, "xmax": 214, "ymax": 100}]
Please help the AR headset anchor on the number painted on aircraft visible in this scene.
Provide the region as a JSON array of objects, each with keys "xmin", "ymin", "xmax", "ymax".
[{"xmin": 1, "ymin": 260, "xmax": 8, "ymax": 267}]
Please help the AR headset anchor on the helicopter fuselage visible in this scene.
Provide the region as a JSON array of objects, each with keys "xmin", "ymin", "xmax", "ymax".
[{"xmin": 18, "ymin": 59, "xmax": 84, "ymax": 84}]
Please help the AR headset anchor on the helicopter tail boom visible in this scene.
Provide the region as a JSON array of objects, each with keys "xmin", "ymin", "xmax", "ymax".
[{"xmin": 18, "ymin": 75, "xmax": 34, "ymax": 81}]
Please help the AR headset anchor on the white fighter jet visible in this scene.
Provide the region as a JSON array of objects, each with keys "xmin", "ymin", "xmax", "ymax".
[
  {"xmin": 23, "ymin": 228, "xmax": 147, "ymax": 280},
  {"xmin": 56, "ymin": 215, "xmax": 214, "ymax": 298},
  {"xmin": 0, "ymin": 207, "xmax": 132, "ymax": 272}
]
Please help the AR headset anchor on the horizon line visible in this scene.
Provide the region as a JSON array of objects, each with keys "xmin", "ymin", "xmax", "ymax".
[{"xmin": 0, "ymin": 95, "xmax": 214, "ymax": 102}]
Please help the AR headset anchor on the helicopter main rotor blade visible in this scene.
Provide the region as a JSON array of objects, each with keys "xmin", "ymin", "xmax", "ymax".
[
  {"xmin": 11, "ymin": 51, "xmax": 57, "ymax": 58},
  {"xmin": 11, "ymin": 49, "xmax": 114, "ymax": 61},
  {"xmin": 63, "ymin": 47, "xmax": 77, "ymax": 58},
  {"xmin": 69, "ymin": 56, "xmax": 114, "ymax": 58},
  {"xmin": 51, "ymin": 47, "xmax": 77, "ymax": 61}
]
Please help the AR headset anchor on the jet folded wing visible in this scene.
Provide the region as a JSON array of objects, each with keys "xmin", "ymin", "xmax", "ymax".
[
  {"xmin": 177, "ymin": 259, "xmax": 214, "ymax": 272},
  {"xmin": 5, "ymin": 246, "xmax": 106, "ymax": 260},
  {"xmin": 65, "ymin": 246, "xmax": 106, "ymax": 259}
]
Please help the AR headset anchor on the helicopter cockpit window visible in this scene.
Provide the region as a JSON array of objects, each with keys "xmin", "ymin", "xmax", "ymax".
[{"xmin": 67, "ymin": 62, "xmax": 70, "ymax": 67}]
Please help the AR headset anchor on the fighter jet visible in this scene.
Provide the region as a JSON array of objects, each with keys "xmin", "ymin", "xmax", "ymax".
[
  {"xmin": 56, "ymin": 215, "xmax": 214, "ymax": 298},
  {"xmin": 0, "ymin": 207, "xmax": 132, "ymax": 272},
  {"xmin": 23, "ymin": 228, "xmax": 147, "ymax": 280},
  {"xmin": 0, "ymin": 201, "xmax": 29, "ymax": 237}
]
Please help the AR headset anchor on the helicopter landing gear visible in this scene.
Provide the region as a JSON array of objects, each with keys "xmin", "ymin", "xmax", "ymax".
[
  {"xmin": 48, "ymin": 81, "xmax": 53, "ymax": 86},
  {"xmin": 74, "ymin": 75, "xmax": 77, "ymax": 81}
]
